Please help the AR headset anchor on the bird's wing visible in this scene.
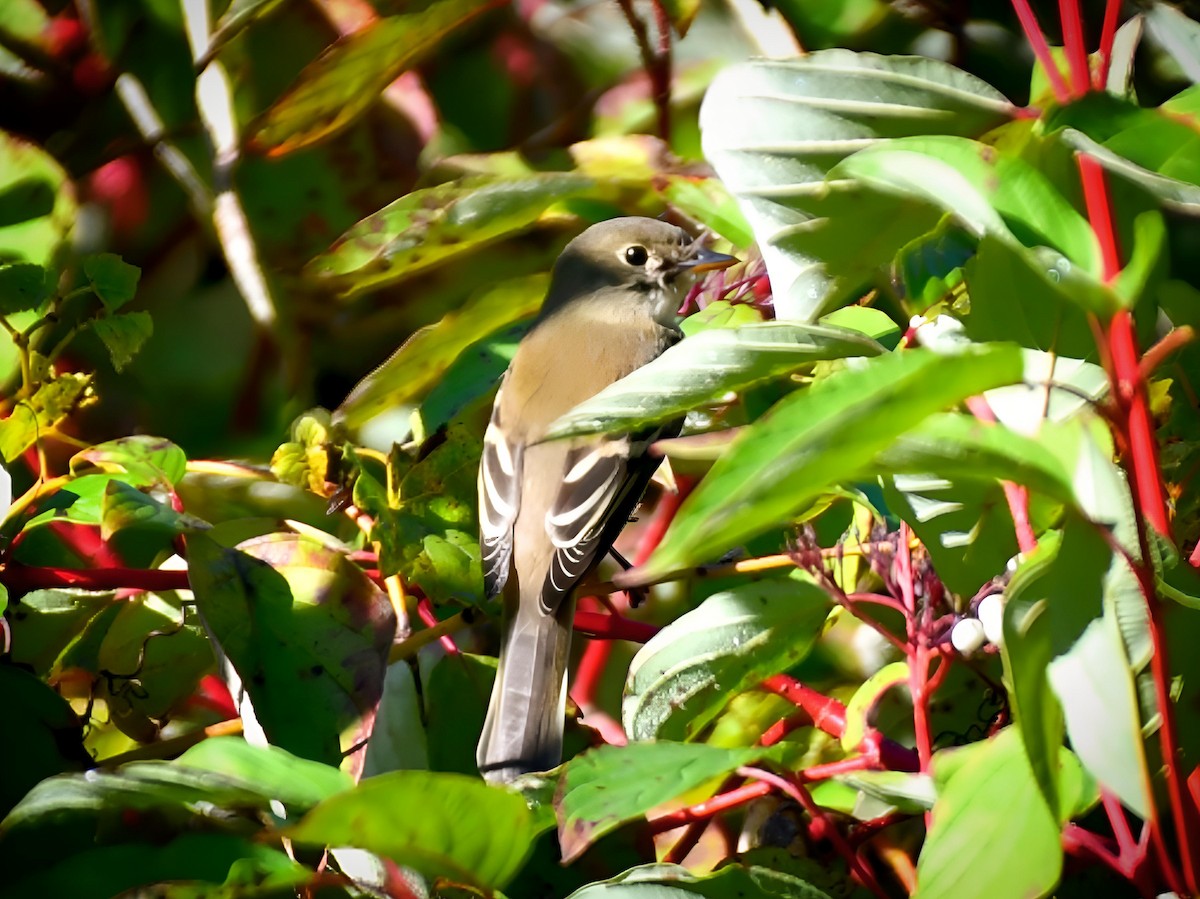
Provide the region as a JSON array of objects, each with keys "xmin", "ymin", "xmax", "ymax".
[
  {"xmin": 478, "ymin": 390, "xmax": 523, "ymax": 600},
  {"xmin": 540, "ymin": 430, "xmax": 663, "ymax": 614}
]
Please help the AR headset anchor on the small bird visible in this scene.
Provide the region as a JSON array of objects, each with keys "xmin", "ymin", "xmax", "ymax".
[{"xmin": 476, "ymin": 216, "xmax": 736, "ymax": 783}]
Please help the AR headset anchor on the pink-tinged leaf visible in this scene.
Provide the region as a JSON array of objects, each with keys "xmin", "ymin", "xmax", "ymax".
[
  {"xmin": 248, "ymin": 0, "xmax": 502, "ymax": 155},
  {"xmin": 187, "ymin": 532, "xmax": 395, "ymax": 775}
]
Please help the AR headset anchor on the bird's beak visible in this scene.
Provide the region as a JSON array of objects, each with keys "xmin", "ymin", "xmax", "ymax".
[{"xmin": 678, "ymin": 247, "xmax": 739, "ymax": 273}]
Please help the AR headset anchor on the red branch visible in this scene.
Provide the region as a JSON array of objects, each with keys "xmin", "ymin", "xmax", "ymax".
[
  {"xmin": 1058, "ymin": 0, "xmax": 1089, "ymax": 96},
  {"xmin": 572, "ymin": 610, "xmax": 660, "ymax": 642},
  {"xmin": 416, "ymin": 594, "xmax": 458, "ymax": 655},
  {"xmin": 649, "ymin": 779, "xmax": 772, "ymax": 835},
  {"xmin": 1094, "ymin": 0, "xmax": 1122, "ymax": 89},
  {"xmin": 1011, "ymin": 0, "xmax": 1071, "ymax": 103},
  {"xmin": 3, "ymin": 562, "xmax": 191, "ymax": 594},
  {"xmin": 572, "ymin": 479, "xmax": 690, "ymax": 710},
  {"xmin": 1075, "ymin": 113, "xmax": 1196, "ymax": 892}
]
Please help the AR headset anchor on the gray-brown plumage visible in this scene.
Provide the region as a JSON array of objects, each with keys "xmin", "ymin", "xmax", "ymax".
[{"xmin": 476, "ymin": 217, "xmax": 736, "ymax": 783}]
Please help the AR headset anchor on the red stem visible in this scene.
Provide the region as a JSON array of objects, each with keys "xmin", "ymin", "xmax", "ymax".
[
  {"xmin": 649, "ymin": 779, "xmax": 772, "ymax": 834},
  {"xmin": 416, "ymin": 594, "xmax": 458, "ymax": 655},
  {"xmin": 738, "ymin": 766, "xmax": 889, "ymax": 899},
  {"xmin": 1075, "ymin": 152, "xmax": 1197, "ymax": 889},
  {"xmin": 572, "ymin": 480, "xmax": 690, "ymax": 707},
  {"xmin": 761, "ymin": 673, "xmax": 846, "ymax": 736},
  {"xmin": 1094, "ymin": 0, "xmax": 1122, "ymax": 89},
  {"xmin": 572, "ymin": 610, "xmax": 660, "ymax": 642},
  {"xmin": 964, "ymin": 396, "xmax": 1038, "ymax": 552},
  {"xmin": 3, "ymin": 562, "xmax": 191, "ymax": 594},
  {"xmin": 1011, "ymin": 0, "xmax": 1072, "ymax": 103},
  {"xmin": 1058, "ymin": 0, "xmax": 1090, "ymax": 96}
]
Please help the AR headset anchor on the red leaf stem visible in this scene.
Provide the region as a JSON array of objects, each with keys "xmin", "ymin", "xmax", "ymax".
[
  {"xmin": 1058, "ymin": 0, "xmax": 1090, "ymax": 96},
  {"xmin": 571, "ymin": 480, "xmax": 690, "ymax": 708},
  {"xmin": 737, "ymin": 766, "xmax": 889, "ymax": 899},
  {"xmin": 1094, "ymin": 0, "xmax": 1122, "ymax": 89},
  {"xmin": 1079, "ymin": 148, "xmax": 1196, "ymax": 891},
  {"xmin": 649, "ymin": 779, "xmax": 772, "ymax": 835},
  {"xmin": 572, "ymin": 610, "xmax": 660, "ymax": 642},
  {"xmin": 3, "ymin": 562, "xmax": 191, "ymax": 594},
  {"xmin": 416, "ymin": 595, "xmax": 458, "ymax": 655},
  {"xmin": 1011, "ymin": 0, "xmax": 1071, "ymax": 103},
  {"xmin": 761, "ymin": 673, "xmax": 846, "ymax": 736}
]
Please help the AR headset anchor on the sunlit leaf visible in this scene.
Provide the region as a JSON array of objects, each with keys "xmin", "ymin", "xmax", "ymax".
[
  {"xmin": 545, "ymin": 321, "xmax": 886, "ymax": 440},
  {"xmin": 187, "ymin": 533, "xmax": 395, "ymax": 771},
  {"xmin": 337, "ymin": 274, "xmax": 546, "ymax": 430},
  {"xmin": 367, "ymin": 424, "xmax": 483, "ymax": 605},
  {"xmin": 834, "ymin": 136, "xmax": 1099, "ymax": 274},
  {"xmin": 700, "ymin": 52, "xmax": 1012, "ymax": 320},
  {"xmin": 72, "ymin": 436, "xmax": 187, "ymax": 487},
  {"xmin": 916, "ymin": 727, "xmax": 1061, "ymax": 899},
  {"xmin": 176, "ymin": 738, "xmax": 353, "ymax": 807},
  {"xmin": 0, "ymin": 372, "xmax": 91, "ymax": 462},
  {"xmin": 283, "ymin": 770, "xmax": 537, "ymax": 890},
  {"xmin": 556, "ymin": 743, "xmax": 771, "ymax": 864},
  {"xmin": 0, "ymin": 133, "xmax": 76, "ymax": 268},
  {"xmin": 623, "ymin": 576, "xmax": 831, "ymax": 742},
  {"xmin": 637, "ymin": 344, "xmax": 1024, "ymax": 581},
  {"xmin": 565, "ymin": 862, "xmax": 835, "ymax": 898},
  {"xmin": 306, "ymin": 175, "xmax": 592, "ymax": 299}
]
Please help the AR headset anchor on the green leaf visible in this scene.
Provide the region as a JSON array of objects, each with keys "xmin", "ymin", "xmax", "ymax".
[
  {"xmin": 3, "ymin": 754, "xmax": 331, "ymax": 832},
  {"xmin": 91, "ymin": 311, "xmax": 152, "ymax": 372},
  {"xmin": 545, "ymin": 321, "xmax": 886, "ymax": 440},
  {"xmin": 186, "ymin": 533, "xmax": 395, "ymax": 771},
  {"xmin": 659, "ymin": 0, "xmax": 702, "ymax": 37},
  {"xmin": 0, "ymin": 372, "xmax": 90, "ymax": 462},
  {"xmin": 700, "ymin": 52, "xmax": 1012, "ymax": 320},
  {"xmin": 249, "ymin": 0, "xmax": 499, "ymax": 154},
  {"xmin": 638, "ymin": 344, "xmax": 1025, "ymax": 580},
  {"xmin": 0, "ymin": 833, "xmax": 305, "ymax": 899},
  {"xmin": 336, "ymin": 274, "xmax": 546, "ymax": 430},
  {"xmin": 658, "ymin": 176, "xmax": 754, "ymax": 248},
  {"xmin": 71, "ymin": 435, "xmax": 188, "ymax": 487},
  {"xmin": 100, "ymin": 480, "xmax": 207, "ymax": 540},
  {"xmin": 362, "ymin": 661, "xmax": 429, "ymax": 775},
  {"xmin": 0, "ymin": 664, "xmax": 88, "ymax": 819},
  {"xmin": 964, "ymin": 235, "xmax": 1113, "ymax": 355},
  {"xmin": 556, "ymin": 743, "xmax": 771, "ymax": 864},
  {"xmin": 283, "ymin": 770, "xmax": 536, "ymax": 891},
  {"xmin": 83, "ymin": 254, "xmax": 141, "ymax": 312},
  {"xmin": 1145, "ymin": 3, "xmax": 1200, "ymax": 83},
  {"xmin": 623, "ymin": 576, "xmax": 831, "ymax": 742},
  {"xmin": 565, "ymin": 863, "xmax": 835, "ymax": 898},
  {"xmin": 415, "ymin": 321, "xmax": 526, "ymax": 441},
  {"xmin": 306, "ymin": 175, "xmax": 593, "ymax": 299},
  {"xmin": 370, "ymin": 424, "xmax": 483, "ymax": 605},
  {"xmin": 0, "ymin": 262, "xmax": 46, "ymax": 314},
  {"xmin": 0, "ymin": 132, "xmax": 76, "ymax": 268},
  {"xmin": 175, "ymin": 738, "xmax": 353, "ymax": 807},
  {"xmin": 840, "ymin": 661, "xmax": 908, "ymax": 753},
  {"xmin": 834, "ymin": 136, "xmax": 1099, "ymax": 275},
  {"xmin": 1004, "ymin": 514, "xmax": 1152, "ymax": 820},
  {"xmin": 916, "ymin": 726, "xmax": 1061, "ymax": 899},
  {"xmin": 679, "ymin": 301, "xmax": 765, "ymax": 336},
  {"xmin": 425, "ymin": 652, "xmax": 496, "ymax": 776}
]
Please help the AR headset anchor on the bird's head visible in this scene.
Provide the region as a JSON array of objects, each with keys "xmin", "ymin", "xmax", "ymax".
[{"xmin": 542, "ymin": 217, "xmax": 737, "ymax": 326}]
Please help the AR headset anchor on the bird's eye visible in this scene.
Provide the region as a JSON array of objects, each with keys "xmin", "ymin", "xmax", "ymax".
[{"xmin": 624, "ymin": 245, "xmax": 649, "ymax": 266}]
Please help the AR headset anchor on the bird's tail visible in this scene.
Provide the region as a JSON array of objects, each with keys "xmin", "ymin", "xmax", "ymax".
[{"xmin": 477, "ymin": 592, "xmax": 575, "ymax": 784}]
